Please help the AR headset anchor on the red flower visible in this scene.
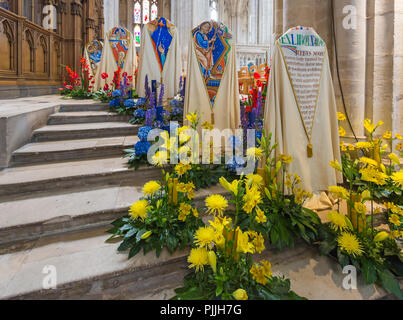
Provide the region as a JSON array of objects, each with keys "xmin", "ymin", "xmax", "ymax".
[
  {"xmin": 245, "ymin": 106, "xmax": 252, "ymax": 113},
  {"xmin": 65, "ymin": 85, "xmax": 73, "ymax": 90},
  {"xmin": 103, "ymin": 83, "xmax": 109, "ymax": 91},
  {"xmin": 122, "ymin": 72, "xmax": 128, "ymax": 77},
  {"xmin": 254, "ymin": 72, "xmax": 261, "ymax": 80},
  {"xmin": 91, "ymin": 80, "xmax": 95, "ymax": 84},
  {"xmin": 58, "ymin": 88, "xmax": 64, "ymax": 91},
  {"xmin": 101, "ymin": 73, "xmax": 109, "ymax": 79},
  {"xmin": 256, "ymin": 80, "xmax": 263, "ymax": 88},
  {"xmin": 107, "ymin": 92, "xmax": 112, "ymax": 96}
]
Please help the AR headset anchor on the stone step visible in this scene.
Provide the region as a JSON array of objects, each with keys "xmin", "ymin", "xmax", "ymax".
[
  {"xmin": 32, "ymin": 122, "xmax": 140, "ymax": 142},
  {"xmin": 58, "ymin": 103, "xmax": 110, "ymax": 112},
  {"xmin": 0, "ymin": 185, "xmax": 224, "ymax": 255},
  {"xmin": 0, "ymin": 157, "xmax": 161, "ymax": 199},
  {"xmin": 48, "ymin": 112, "xmax": 131, "ymax": 125},
  {"xmin": 11, "ymin": 136, "xmax": 138, "ymax": 166},
  {"xmin": 0, "ymin": 229, "xmax": 398, "ymax": 300}
]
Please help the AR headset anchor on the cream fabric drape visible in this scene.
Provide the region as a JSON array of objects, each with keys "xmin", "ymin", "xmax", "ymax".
[
  {"xmin": 95, "ymin": 28, "xmax": 137, "ymax": 91},
  {"xmin": 136, "ymin": 23, "xmax": 182, "ymax": 99},
  {"xmin": 183, "ymin": 32, "xmax": 240, "ymax": 131},
  {"xmin": 263, "ymin": 38, "xmax": 342, "ymax": 194}
]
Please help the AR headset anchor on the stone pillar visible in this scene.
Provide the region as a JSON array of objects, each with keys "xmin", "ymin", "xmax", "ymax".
[
  {"xmin": 372, "ymin": 0, "xmax": 395, "ymax": 134},
  {"xmin": 393, "ymin": 1, "xmax": 403, "ymax": 137},
  {"xmin": 333, "ymin": 0, "xmax": 367, "ymax": 138},
  {"xmin": 103, "ymin": 0, "xmax": 119, "ymax": 34}
]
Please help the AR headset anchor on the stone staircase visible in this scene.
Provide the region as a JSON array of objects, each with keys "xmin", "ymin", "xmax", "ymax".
[{"xmin": 0, "ymin": 102, "xmax": 400, "ymax": 300}]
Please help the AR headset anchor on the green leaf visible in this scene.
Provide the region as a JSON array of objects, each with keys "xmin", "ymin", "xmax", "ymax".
[
  {"xmin": 377, "ymin": 268, "xmax": 403, "ymax": 300},
  {"xmin": 361, "ymin": 258, "xmax": 377, "ymax": 285},
  {"xmin": 128, "ymin": 243, "xmax": 142, "ymax": 259},
  {"xmin": 136, "ymin": 229, "xmax": 147, "ymax": 242}
]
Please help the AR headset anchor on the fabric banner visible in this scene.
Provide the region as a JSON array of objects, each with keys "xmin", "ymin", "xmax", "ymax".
[
  {"xmin": 85, "ymin": 40, "xmax": 103, "ymax": 78},
  {"xmin": 147, "ymin": 17, "xmax": 174, "ymax": 72},
  {"xmin": 263, "ymin": 26, "xmax": 342, "ymax": 193},
  {"xmin": 109, "ymin": 27, "xmax": 131, "ymax": 69},
  {"xmin": 192, "ymin": 21, "xmax": 231, "ymax": 109}
]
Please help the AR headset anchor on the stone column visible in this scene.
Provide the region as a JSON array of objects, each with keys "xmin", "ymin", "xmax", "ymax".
[
  {"xmin": 371, "ymin": 0, "xmax": 394, "ymax": 134},
  {"xmin": 103, "ymin": 0, "xmax": 119, "ymax": 34},
  {"xmin": 333, "ymin": 0, "xmax": 367, "ymax": 138},
  {"xmin": 393, "ymin": 1, "xmax": 403, "ymax": 137}
]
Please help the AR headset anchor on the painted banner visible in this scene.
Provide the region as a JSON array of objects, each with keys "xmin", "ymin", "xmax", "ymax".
[
  {"xmin": 86, "ymin": 40, "xmax": 103, "ymax": 75},
  {"xmin": 192, "ymin": 20, "xmax": 231, "ymax": 108},
  {"xmin": 278, "ymin": 27, "xmax": 326, "ymax": 139},
  {"xmin": 147, "ymin": 17, "xmax": 174, "ymax": 71},
  {"xmin": 109, "ymin": 27, "xmax": 131, "ymax": 69}
]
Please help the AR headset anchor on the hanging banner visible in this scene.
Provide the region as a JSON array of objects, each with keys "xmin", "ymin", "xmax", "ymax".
[
  {"xmin": 278, "ymin": 27, "xmax": 326, "ymax": 142},
  {"xmin": 109, "ymin": 27, "xmax": 131, "ymax": 69},
  {"xmin": 147, "ymin": 17, "xmax": 174, "ymax": 71},
  {"xmin": 192, "ymin": 20, "xmax": 232, "ymax": 108},
  {"xmin": 86, "ymin": 40, "xmax": 103, "ymax": 75}
]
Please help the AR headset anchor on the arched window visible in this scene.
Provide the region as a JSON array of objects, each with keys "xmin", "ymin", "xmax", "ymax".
[
  {"xmin": 209, "ymin": 0, "xmax": 218, "ymax": 21},
  {"xmin": 133, "ymin": 1, "xmax": 159, "ymax": 48}
]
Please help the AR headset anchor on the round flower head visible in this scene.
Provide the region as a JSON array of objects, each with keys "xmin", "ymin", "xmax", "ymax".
[
  {"xmin": 138, "ymin": 126, "xmax": 152, "ymax": 142},
  {"xmin": 187, "ymin": 247, "xmax": 208, "ymax": 272},
  {"xmin": 112, "ymin": 89, "xmax": 122, "ymax": 97},
  {"xmin": 133, "ymin": 108, "xmax": 146, "ymax": 119},
  {"xmin": 337, "ymin": 232, "xmax": 364, "ymax": 257},
  {"xmin": 136, "ymin": 97, "xmax": 147, "ymax": 107},
  {"xmin": 205, "ymin": 194, "xmax": 228, "ymax": 216},
  {"xmin": 134, "ymin": 141, "xmax": 150, "ymax": 156},
  {"xmin": 327, "ymin": 211, "xmax": 348, "ymax": 231},
  {"xmin": 129, "ymin": 200, "xmax": 149, "ymax": 220},
  {"xmin": 124, "ymin": 99, "xmax": 135, "ymax": 108},
  {"xmin": 233, "ymin": 289, "xmax": 248, "ymax": 300},
  {"xmin": 246, "ymin": 147, "xmax": 264, "ymax": 160},
  {"xmin": 194, "ymin": 226, "xmax": 216, "ymax": 249},
  {"xmin": 142, "ymin": 181, "xmax": 160, "ymax": 196}
]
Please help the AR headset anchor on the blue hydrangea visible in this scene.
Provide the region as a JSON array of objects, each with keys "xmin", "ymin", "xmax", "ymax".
[
  {"xmin": 171, "ymin": 107, "xmax": 183, "ymax": 116},
  {"xmin": 226, "ymin": 156, "xmax": 245, "ymax": 172},
  {"xmin": 134, "ymin": 141, "xmax": 150, "ymax": 156},
  {"xmin": 138, "ymin": 126, "xmax": 152, "ymax": 142},
  {"xmin": 133, "ymin": 108, "xmax": 145, "ymax": 119},
  {"xmin": 136, "ymin": 97, "xmax": 147, "ymax": 107},
  {"xmin": 112, "ymin": 90, "xmax": 122, "ymax": 97},
  {"xmin": 109, "ymin": 99, "xmax": 120, "ymax": 107},
  {"xmin": 170, "ymin": 99, "xmax": 180, "ymax": 107},
  {"xmin": 123, "ymin": 99, "xmax": 135, "ymax": 108}
]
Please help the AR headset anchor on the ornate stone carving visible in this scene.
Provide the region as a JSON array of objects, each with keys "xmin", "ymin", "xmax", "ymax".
[
  {"xmin": 71, "ymin": 2, "xmax": 82, "ymax": 16},
  {"xmin": 86, "ymin": 18, "xmax": 95, "ymax": 29}
]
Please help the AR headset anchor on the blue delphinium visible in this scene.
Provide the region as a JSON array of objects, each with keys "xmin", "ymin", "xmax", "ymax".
[
  {"xmin": 228, "ymin": 135, "xmax": 242, "ymax": 150},
  {"xmin": 112, "ymin": 89, "xmax": 122, "ymax": 97},
  {"xmin": 136, "ymin": 97, "xmax": 147, "ymax": 107},
  {"xmin": 226, "ymin": 156, "xmax": 245, "ymax": 172},
  {"xmin": 133, "ymin": 108, "xmax": 145, "ymax": 119},
  {"xmin": 138, "ymin": 126, "xmax": 152, "ymax": 142},
  {"xmin": 124, "ymin": 99, "xmax": 135, "ymax": 108},
  {"xmin": 256, "ymin": 130, "xmax": 263, "ymax": 145},
  {"xmin": 109, "ymin": 99, "xmax": 120, "ymax": 107},
  {"xmin": 134, "ymin": 141, "xmax": 150, "ymax": 155},
  {"xmin": 170, "ymin": 99, "xmax": 180, "ymax": 108}
]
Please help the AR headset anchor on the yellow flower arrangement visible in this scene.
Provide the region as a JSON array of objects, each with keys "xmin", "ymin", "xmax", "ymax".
[
  {"xmin": 374, "ymin": 231, "xmax": 389, "ymax": 242},
  {"xmin": 186, "ymin": 112, "xmax": 198, "ymax": 125},
  {"xmin": 250, "ymin": 260, "xmax": 272, "ymax": 286},
  {"xmin": 383, "ymin": 131, "xmax": 392, "ymax": 139},
  {"xmin": 337, "ymin": 112, "xmax": 346, "ymax": 121},
  {"xmin": 337, "ymin": 232, "xmax": 364, "ymax": 257},
  {"xmin": 175, "ymin": 163, "xmax": 191, "ymax": 176},
  {"xmin": 236, "ymin": 228, "xmax": 255, "ymax": 254},
  {"xmin": 205, "ymin": 194, "xmax": 228, "ymax": 216},
  {"xmin": 245, "ymin": 174, "xmax": 265, "ymax": 189},
  {"xmin": 389, "ymin": 214, "xmax": 401, "ymax": 226},
  {"xmin": 187, "ymin": 247, "xmax": 208, "ymax": 272},
  {"xmin": 329, "ymin": 185, "xmax": 350, "ymax": 200},
  {"xmin": 388, "ymin": 153, "xmax": 400, "ymax": 166},
  {"xmin": 242, "ymin": 185, "xmax": 262, "ymax": 214},
  {"xmin": 151, "ymin": 150, "xmax": 169, "ymax": 167},
  {"xmin": 339, "ymin": 127, "xmax": 346, "ymax": 137},
  {"xmin": 359, "ymin": 157, "xmax": 379, "ymax": 168},
  {"xmin": 391, "ymin": 170, "xmax": 403, "ymax": 187},
  {"xmin": 178, "ymin": 202, "xmax": 192, "ymax": 221},
  {"xmin": 255, "ymin": 207, "xmax": 267, "ymax": 224},
  {"xmin": 359, "ymin": 167, "xmax": 388, "ymax": 185},
  {"xmin": 330, "ymin": 159, "xmax": 342, "ymax": 172},
  {"xmin": 201, "ymin": 121, "xmax": 214, "ymax": 130},
  {"xmin": 354, "ymin": 202, "xmax": 367, "ymax": 215},
  {"xmin": 246, "ymin": 147, "xmax": 264, "ymax": 160},
  {"xmin": 355, "ymin": 141, "xmax": 373, "ymax": 150},
  {"xmin": 142, "ymin": 181, "xmax": 161, "ymax": 196},
  {"xmin": 129, "ymin": 200, "xmax": 149, "ymax": 220},
  {"xmin": 278, "ymin": 154, "xmax": 293, "ymax": 164}
]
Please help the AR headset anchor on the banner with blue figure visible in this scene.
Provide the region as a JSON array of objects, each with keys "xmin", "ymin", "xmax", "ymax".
[
  {"xmin": 86, "ymin": 40, "xmax": 103, "ymax": 75},
  {"xmin": 147, "ymin": 17, "xmax": 174, "ymax": 72},
  {"xmin": 192, "ymin": 20, "xmax": 231, "ymax": 108}
]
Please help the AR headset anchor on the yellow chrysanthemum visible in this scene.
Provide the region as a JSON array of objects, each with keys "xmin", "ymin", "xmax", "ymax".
[
  {"xmin": 246, "ymin": 174, "xmax": 265, "ymax": 189},
  {"xmin": 142, "ymin": 181, "xmax": 161, "ymax": 196},
  {"xmin": 175, "ymin": 163, "xmax": 191, "ymax": 176},
  {"xmin": 354, "ymin": 202, "xmax": 367, "ymax": 215},
  {"xmin": 329, "ymin": 186, "xmax": 350, "ymax": 200},
  {"xmin": 194, "ymin": 226, "xmax": 216, "ymax": 249},
  {"xmin": 339, "ymin": 126, "xmax": 346, "ymax": 137},
  {"xmin": 151, "ymin": 151, "xmax": 169, "ymax": 167},
  {"xmin": 246, "ymin": 147, "xmax": 264, "ymax": 160},
  {"xmin": 359, "ymin": 157, "xmax": 379, "ymax": 168},
  {"xmin": 205, "ymin": 194, "xmax": 228, "ymax": 216},
  {"xmin": 359, "ymin": 167, "xmax": 388, "ymax": 185},
  {"xmin": 233, "ymin": 289, "xmax": 248, "ymax": 300},
  {"xmin": 337, "ymin": 112, "xmax": 346, "ymax": 121},
  {"xmin": 337, "ymin": 232, "xmax": 364, "ymax": 257},
  {"xmin": 129, "ymin": 200, "xmax": 149, "ymax": 220},
  {"xmin": 391, "ymin": 171, "xmax": 403, "ymax": 187},
  {"xmin": 389, "ymin": 214, "xmax": 401, "ymax": 226},
  {"xmin": 327, "ymin": 211, "xmax": 348, "ymax": 231},
  {"xmin": 187, "ymin": 247, "xmax": 208, "ymax": 272},
  {"xmin": 242, "ymin": 186, "xmax": 262, "ymax": 214},
  {"xmin": 355, "ymin": 141, "xmax": 373, "ymax": 150},
  {"xmin": 255, "ymin": 207, "xmax": 267, "ymax": 224}
]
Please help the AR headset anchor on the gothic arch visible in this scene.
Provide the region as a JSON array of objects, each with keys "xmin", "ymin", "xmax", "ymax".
[
  {"xmin": 39, "ymin": 35, "xmax": 48, "ymax": 73},
  {"xmin": 24, "ymin": 29, "xmax": 35, "ymax": 72},
  {"xmin": 1, "ymin": 19, "xmax": 15, "ymax": 70}
]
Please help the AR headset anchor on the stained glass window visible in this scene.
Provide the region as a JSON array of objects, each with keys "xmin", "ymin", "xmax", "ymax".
[
  {"xmin": 142, "ymin": 0, "xmax": 149, "ymax": 24},
  {"xmin": 134, "ymin": 1, "xmax": 141, "ymax": 24},
  {"xmin": 151, "ymin": 2, "xmax": 158, "ymax": 21},
  {"xmin": 133, "ymin": 1, "xmax": 160, "ymax": 48},
  {"xmin": 134, "ymin": 25, "xmax": 141, "ymax": 47},
  {"xmin": 209, "ymin": 0, "xmax": 218, "ymax": 21}
]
